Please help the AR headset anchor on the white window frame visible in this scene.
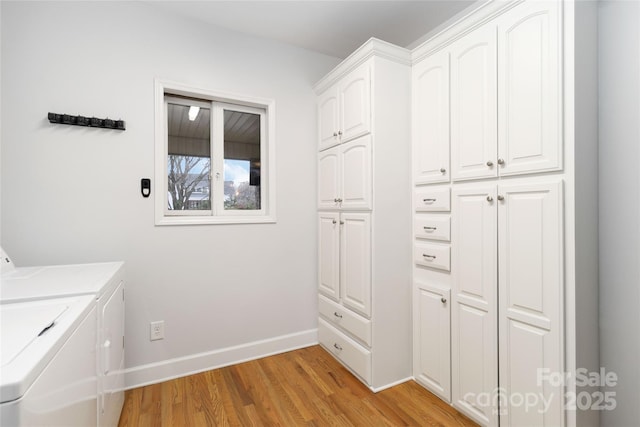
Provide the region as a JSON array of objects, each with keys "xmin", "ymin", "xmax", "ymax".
[{"xmin": 155, "ymin": 79, "xmax": 276, "ymax": 225}]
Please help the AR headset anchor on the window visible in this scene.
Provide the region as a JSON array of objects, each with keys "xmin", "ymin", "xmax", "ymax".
[{"xmin": 155, "ymin": 80, "xmax": 275, "ymax": 225}]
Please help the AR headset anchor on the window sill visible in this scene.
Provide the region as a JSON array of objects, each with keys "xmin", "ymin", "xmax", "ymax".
[{"xmin": 155, "ymin": 215, "xmax": 276, "ymax": 226}]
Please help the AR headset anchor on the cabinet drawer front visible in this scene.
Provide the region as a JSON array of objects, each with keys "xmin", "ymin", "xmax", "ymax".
[
  {"xmin": 414, "ymin": 216, "xmax": 451, "ymax": 242},
  {"xmin": 319, "ymin": 319, "xmax": 371, "ymax": 384},
  {"xmin": 319, "ymin": 295, "xmax": 371, "ymax": 347},
  {"xmin": 415, "ymin": 187, "xmax": 450, "ymax": 212},
  {"xmin": 414, "ymin": 242, "xmax": 451, "ymax": 271}
]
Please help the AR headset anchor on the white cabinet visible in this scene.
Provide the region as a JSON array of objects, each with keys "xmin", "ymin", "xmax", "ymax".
[
  {"xmin": 444, "ymin": 0, "xmax": 562, "ymax": 182},
  {"xmin": 318, "ymin": 62, "xmax": 371, "ymax": 151},
  {"xmin": 498, "ymin": 181, "xmax": 563, "ymax": 427},
  {"xmin": 451, "ymin": 186, "xmax": 498, "ymax": 426},
  {"xmin": 497, "ymin": 1, "xmax": 561, "ymax": 176},
  {"xmin": 413, "ymin": 49, "xmax": 450, "ymax": 184},
  {"xmin": 449, "ymin": 181, "xmax": 563, "ymax": 427},
  {"xmin": 318, "ymin": 212, "xmax": 372, "ymax": 318},
  {"xmin": 411, "ymin": 1, "xmax": 598, "ymax": 426},
  {"xmin": 413, "ymin": 283, "xmax": 451, "ymax": 401},
  {"xmin": 316, "ymin": 39, "xmax": 411, "ymax": 391},
  {"xmin": 450, "ymin": 25, "xmax": 498, "ymax": 182},
  {"xmin": 318, "ymin": 136, "xmax": 372, "ymax": 210},
  {"xmin": 340, "ymin": 213, "xmax": 371, "ymax": 317},
  {"xmin": 318, "ymin": 212, "xmax": 340, "ymax": 300}
]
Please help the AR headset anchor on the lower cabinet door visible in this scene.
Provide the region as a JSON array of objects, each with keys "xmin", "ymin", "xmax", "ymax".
[
  {"xmin": 318, "ymin": 212, "xmax": 340, "ymax": 301},
  {"xmin": 413, "ymin": 283, "xmax": 451, "ymax": 402},
  {"xmin": 340, "ymin": 213, "xmax": 371, "ymax": 317},
  {"xmin": 498, "ymin": 181, "xmax": 563, "ymax": 427},
  {"xmin": 451, "ymin": 186, "xmax": 498, "ymax": 426},
  {"xmin": 319, "ymin": 319, "xmax": 371, "ymax": 385}
]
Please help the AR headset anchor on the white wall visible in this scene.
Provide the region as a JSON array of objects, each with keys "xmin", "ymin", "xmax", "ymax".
[
  {"xmin": 598, "ymin": 1, "xmax": 640, "ymax": 425},
  {"xmin": 0, "ymin": 1, "xmax": 340, "ymax": 387}
]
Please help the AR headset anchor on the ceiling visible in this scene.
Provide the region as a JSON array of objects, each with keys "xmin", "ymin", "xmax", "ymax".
[{"xmin": 150, "ymin": 1, "xmax": 478, "ymax": 59}]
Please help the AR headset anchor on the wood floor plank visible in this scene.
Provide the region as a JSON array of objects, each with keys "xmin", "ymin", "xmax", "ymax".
[{"xmin": 118, "ymin": 345, "xmax": 478, "ymax": 427}]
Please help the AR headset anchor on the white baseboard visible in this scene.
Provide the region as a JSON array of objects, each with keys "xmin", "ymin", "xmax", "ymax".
[
  {"xmin": 370, "ymin": 376, "xmax": 414, "ymax": 393},
  {"xmin": 124, "ymin": 328, "xmax": 319, "ymax": 390}
]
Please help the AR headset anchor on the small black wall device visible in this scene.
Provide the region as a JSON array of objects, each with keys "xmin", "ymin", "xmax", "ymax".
[{"xmin": 141, "ymin": 178, "xmax": 151, "ymax": 198}]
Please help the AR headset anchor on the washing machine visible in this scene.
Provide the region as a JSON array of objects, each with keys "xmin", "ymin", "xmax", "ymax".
[
  {"xmin": 1, "ymin": 295, "xmax": 97, "ymax": 425},
  {"xmin": 0, "ymin": 250, "xmax": 125, "ymax": 427}
]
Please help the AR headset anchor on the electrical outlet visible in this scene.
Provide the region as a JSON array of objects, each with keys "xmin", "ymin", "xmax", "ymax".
[{"xmin": 150, "ymin": 321, "xmax": 164, "ymax": 341}]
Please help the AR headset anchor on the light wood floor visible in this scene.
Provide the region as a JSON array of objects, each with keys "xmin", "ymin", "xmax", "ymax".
[{"xmin": 118, "ymin": 345, "xmax": 477, "ymax": 426}]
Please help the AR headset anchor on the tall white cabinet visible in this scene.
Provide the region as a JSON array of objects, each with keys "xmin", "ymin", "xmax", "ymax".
[
  {"xmin": 315, "ymin": 39, "xmax": 412, "ymax": 391},
  {"xmin": 411, "ymin": 1, "xmax": 598, "ymax": 426}
]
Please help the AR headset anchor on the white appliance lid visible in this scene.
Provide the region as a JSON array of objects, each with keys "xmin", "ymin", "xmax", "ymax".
[
  {"xmin": 0, "ymin": 295, "xmax": 95, "ymax": 403},
  {"xmin": 0, "ymin": 304, "xmax": 67, "ymax": 366},
  {"xmin": 0, "ymin": 262, "xmax": 123, "ymax": 303}
]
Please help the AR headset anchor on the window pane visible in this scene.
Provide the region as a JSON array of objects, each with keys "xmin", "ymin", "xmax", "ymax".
[
  {"xmin": 167, "ymin": 102, "xmax": 211, "ymax": 211},
  {"xmin": 223, "ymin": 109, "xmax": 261, "ymax": 210}
]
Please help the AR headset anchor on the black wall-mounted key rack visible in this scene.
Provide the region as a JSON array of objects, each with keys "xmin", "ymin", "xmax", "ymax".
[{"xmin": 47, "ymin": 112, "xmax": 126, "ymax": 130}]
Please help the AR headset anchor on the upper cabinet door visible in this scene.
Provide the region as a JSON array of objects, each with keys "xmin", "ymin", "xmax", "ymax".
[
  {"xmin": 339, "ymin": 63, "xmax": 371, "ymax": 143},
  {"xmin": 340, "ymin": 135, "xmax": 372, "ymax": 210},
  {"xmin": 450, "ymin": 25, "xmax": 498, "ymax": 182},
  {"xmin": 413, "ymin": 50, "xmax": 450, "ymax": 185},
  {"xmin": 318, "ymin": 147, "xmax": 341, "ymax": 210},
  {"xmin": 497, "ymin": 1, "xmax": 562, "ymax": 176},
  {"xmin": 318, "ymin": 87, "xmax": 340, "ymax": 151}
]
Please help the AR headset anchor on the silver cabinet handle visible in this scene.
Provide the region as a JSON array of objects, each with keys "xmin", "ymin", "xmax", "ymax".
[
  {"xmin": 333, "ymin": 312, "xmax": 343, "ymax": 319},
  {"xmin": 497, "ymin": 195, "xmax": 504, "ymax": 201},
  {"xmin": 440, "ymin": 168, "xmax": 446, "ymax": 173},
  {"xmin": 422, "ymin": 254, "xmax": 436, "ymax": 259},
  {"xmin": 486, "ymin": 160, "xmax": 494, "ymax": 167},
  {"xmin": 423, "ymin": 226, "xmax": 437, "ymax": 231},
  {"xmin": 332, "ymin": 219, "xmax": 337, "ymax": 225},
  {"xmin": 487, "ymin": 196, "xmax": 494, "ymax": 202},
  {"xmin": 333, "ymin": 343, "xmax": 343, "ymax": 351},
  {"xmin": 497, "ymin": 158, "xmax": 505, "ymax": 165},
  {"xmin": 423, "ymin": 198, "xmax": 436, "ymax": 203},
  {"xmin": 441, "ymin": 297, "xmax": 447, "ymax": 304}
]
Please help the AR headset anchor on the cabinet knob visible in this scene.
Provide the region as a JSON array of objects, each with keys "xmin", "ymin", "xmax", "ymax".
[
  {"xmin": 333, "ymin": 343, "xmax": 343, "ymax": 351},
  {"xmin": 441, "ymin": 297, "xmax": 447, "ymax": 304},
  {"xmin": 338, "ymin": 130, "xmax": 343, "ymax": 136},
  {"xmin": 340, "ymin": 221, "xmax": 345, "ymax": 225},
  {"xmin": 333, "ymin": 312, "xmax": 343, "ymax": 319},
  {"xmin": 497, "ymin": 158, "xmax": 505, "ymax": 165},
  {"xmin": 486, "ymin": 160, "xmax": 494, "ymax": 167},
  {"xmin": 333, "ymin": 132, "xmax": 338, "ymax": 137},
  {"xmin": 440, "ymin": 168, "xmax": 446, "ymax": 173},
  {"xmin": 337, "ymin": 198, "xmax": 343, "ymax": 203},
  {"xmin": 487, "ymin": 196, "xmax": 494, "ymax": 202},
  {"xmin": 332, "ymin": 219, "xmax": 337, "ymax": 225},
  {"xmin": 497, "ymin": 195, "xmax": 505, "ymax": 201}
]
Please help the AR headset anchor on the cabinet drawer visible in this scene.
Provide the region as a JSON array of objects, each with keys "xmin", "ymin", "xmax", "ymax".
[
  {"xmin": 414, "ymin": 216, "xmax": 451, "ymax": 242},
  {"xmin": 319, "ymin": 319, "xmax": 371, "ymax": 384},
  {"xmin": 319, "ymin": 295, "xmax": 371, "ymax": 347},
  {"xmin": 414, "ymin": 242, "xmax": 451, "ymax": 271},
  {"xmin": 415, "ymin": 187, "xmax": 450, "ymax": 212}
]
